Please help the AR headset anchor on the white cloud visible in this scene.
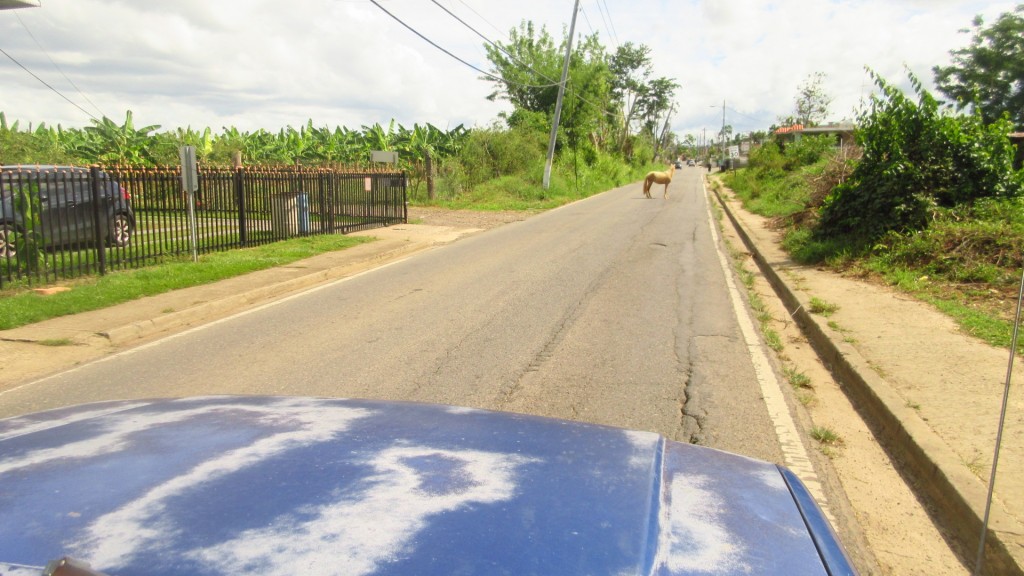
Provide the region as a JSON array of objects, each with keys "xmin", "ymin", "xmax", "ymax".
[{"xmin": 0, "ymin": 0, "xmax": 1016, "ymax": 138}]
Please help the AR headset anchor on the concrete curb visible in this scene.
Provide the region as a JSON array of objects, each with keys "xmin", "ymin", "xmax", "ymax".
[
  {"xmin": 711, "ymin": 186, "xmax": 1023, "ymax": 576},
  {"xmin": 99, "ymin": 240, "xmax": 434, "ymax": 346}
]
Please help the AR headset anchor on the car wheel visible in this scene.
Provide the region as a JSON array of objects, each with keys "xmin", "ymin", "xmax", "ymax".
[
  {"xmin": 0, "ymin": 223, "xmax": 18, "ymax": 258},
  {"xmin": 108, "ymin": 213, "xmax": 133, "ymax": 247}
]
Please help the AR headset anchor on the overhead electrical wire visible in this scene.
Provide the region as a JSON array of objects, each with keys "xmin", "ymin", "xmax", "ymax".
[
  {"xmin": 15, "ymin": 12, "xmax": 107, "ymax": 120},
  {"xmin": 429, "ymin": 0, "xmax": 562, "ymax": 87},
  {"xmin": 596, "ymin": 0, "xmax": 619, "ymax": 49},
  {"xmin": 454, "ymin": 0, "xmax": 507, "ymax": 42},
  {"xmin": 373, "ymin": 0, "xmax": 650, "ymax": 126},
  {"xmin": 369, "ymin": 0, "xmax": 560, "ymax": 90},
  {"xmin": 579, "ymin": 5, "xmax": 596, "ymax": 37},
  {"xmin": 427, "ymin": 0, "xmax": 610, "ymax": 115},
  {"xmin": 0, "ymin": 46, "xmax": 99, "ymax": 122}
]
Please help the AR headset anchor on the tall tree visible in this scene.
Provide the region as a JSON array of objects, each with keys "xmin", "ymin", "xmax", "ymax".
[
  {"xmin": 608, "ymin": 42, "xmax": 652, "ymax": 147},
  {"xmin": 933, "ymin": 5, "xmax": 1024, "ymax": 127},
  {"xmin": 482, "ymin": 21, "xmax": 564, "ymax": 116},
  {"xmin": 793, "ymin": 72, "xmax": 833, "ymax": 126},
  {"xmin": 483, "ymin": 21, "xmax": 612, "ymax": 160}
]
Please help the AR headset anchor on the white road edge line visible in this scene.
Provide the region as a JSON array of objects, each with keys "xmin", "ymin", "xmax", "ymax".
[{"xmin": 701, "ymin": 176, "xmax": 836, "ymax": 525}]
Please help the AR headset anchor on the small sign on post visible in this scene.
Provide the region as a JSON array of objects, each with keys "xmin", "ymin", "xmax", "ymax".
[
  {"xmin": 179, "ymin": 146, "xmax": 198, "ymax": 192},
  {"xmin": 371, "ymin": 150, "xmax": 398, "ymax": 164},
  {"xmin": 179, "ymin": 145, "xmax": 200, "ymax": 262}
]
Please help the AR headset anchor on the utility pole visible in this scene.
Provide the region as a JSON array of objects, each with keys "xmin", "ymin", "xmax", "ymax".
[
  {"xmin": 721, "ymin": 99, "xmax": 726, "ymax": 164},
  {"xmin": 654, "ymin": 103, "xmax": 675, "ymax": 162},
  {"xmin": 543, "ymin": 0, "xmax": 580, "ymax": 189}
]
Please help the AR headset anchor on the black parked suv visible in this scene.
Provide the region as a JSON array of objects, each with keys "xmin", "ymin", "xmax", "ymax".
[{"xmin": 0, "ymin": 165, "xmax": 135, "ymax": 257}]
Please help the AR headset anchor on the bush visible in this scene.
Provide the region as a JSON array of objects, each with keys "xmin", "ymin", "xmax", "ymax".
[
  {"xmin": 817, "ymin": 70, "xmax": 1024, "ymax": 241},
  {"xmin": 456, "ymin": 124, "xmax": 547, "ymax": 189},
  {"xmin": 782, "ymin": 135, "xmax": 836, "ymax": 169}
]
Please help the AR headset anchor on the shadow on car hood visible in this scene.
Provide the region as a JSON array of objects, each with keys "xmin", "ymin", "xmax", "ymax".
[{"xmin": 0, "ymin": 396, "xmax": 853, "ymax": 575}]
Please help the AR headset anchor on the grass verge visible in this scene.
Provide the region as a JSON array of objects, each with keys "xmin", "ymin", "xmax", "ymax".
[
  {"xmin": 0, "ymin": 234, "xmax": 371, "ymax": 330},
  {"xmin": 723, "ymin": 158, "xmax": 1024, "ymax": 355}
]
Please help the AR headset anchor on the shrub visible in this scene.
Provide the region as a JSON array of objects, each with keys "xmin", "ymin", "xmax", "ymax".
[{"xmin": 817, "ymin": 70, "xmax": 1024, "ymax": 241}]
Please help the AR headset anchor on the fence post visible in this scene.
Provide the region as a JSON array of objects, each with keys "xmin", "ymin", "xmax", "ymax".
[
  {"xmin": 90, "ymin": 166, "xmax": 107, "ymax": 276},
  {"xmin": 235, "ymin": 165, "xmax": 247, "ymax": 246}
]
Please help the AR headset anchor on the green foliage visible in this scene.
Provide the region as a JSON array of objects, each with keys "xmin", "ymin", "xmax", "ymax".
[
  {"xmin": 817, "ymin": 70, "xmax": 1024, "ymax": 242},
  {"xmin": 724, "ymin": 137, "xmax": 836, "ymax": 219},
  {"xmin": 934, "ymin": 5, "xmax": 1024, "ymax": 127},
  {"xmin": 8, "ymin": 182, "xmax": 45, "ymax": 274},
  {"xmin": 783, "ymin": 135, "xmax": 836, "ymax": 168},
  {"xmin": 746, "ymin": 140, "xmax": 786, "ymax": 174},
  {"xmin": 453, "ymin": 124, "xmax": 547, "ymax": 190},
  {"xmin": 793, "ymin": 72, "xmax": 833, "ymax": 126},
  {"xmin": 0, "ymin": 234, "xmax": 370, "ymax": 330},
  {"xmin": 867, "ymin": 199, "xmax": 1024, "ymax": 282}
]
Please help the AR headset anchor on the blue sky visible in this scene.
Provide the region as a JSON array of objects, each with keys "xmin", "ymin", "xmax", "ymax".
[{"xmin": 0, "ymin": 0, "xmax": 1015, "ymax": 141}]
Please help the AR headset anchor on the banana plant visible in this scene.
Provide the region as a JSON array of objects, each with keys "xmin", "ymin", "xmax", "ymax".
[
  {"xmin": 80, "ymin": 110, "xmax": 161, "ymax": 165},
  {"xmin": 361, "ymin": 120, "xmax": 397, "ymax": 156},
  {"xmin": 173, "ymin": 126, "xmax": 214, "ymax": 161}
]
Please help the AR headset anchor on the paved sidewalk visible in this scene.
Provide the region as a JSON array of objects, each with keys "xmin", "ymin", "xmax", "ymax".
[
  {"xmin": 0, "ymin": 224, "xmax": 479, "ymax": 384},
  {"xmin": 1, "ymin": 194, "xmax": 1022, "ymax": 573},
  {"xmin": 712, "ymin": 183, "xmax": 1024, "ymax": 575}
]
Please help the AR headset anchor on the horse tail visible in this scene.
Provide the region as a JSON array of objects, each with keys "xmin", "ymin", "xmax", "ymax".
[{"xmin": 643, "ymin": 173, "xmax": 653, "ymax": 194}]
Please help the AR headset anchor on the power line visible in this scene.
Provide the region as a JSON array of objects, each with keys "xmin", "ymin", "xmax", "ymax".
[
  {"xmin": 578, "ymin": 5, "xmax": 596, "ymax": 37},
  {"xmin": 369, "ymin": 0, "xmax": 560, "ymax": 90},
  {"xmin": 372, "ymin": 0, "xmax": 616, "ymax": 123},
  {"xmin": 454, "ymin": 0, "xmax": 507, "ymax": 42},
  {"xmin": 15, "ymin": 12, "xmax": 106, "ymax": 119},
  {"xmin": 595, "ymin": 0, "xmax": 619, "ymax": 50},
  {"xmin": 0, "ymin": 45, "xmax": 99, "ymax": 122},
  {"xmin": 430, "ymin": 0, "xmax": 612, "ymax": 116},
  {"xmin": 369, "ymin": 0, "xmax": 498, "ymax": 80},
  {"xmin": 430, "ymin": 0, "xmax": 562, "ymax": 88}
]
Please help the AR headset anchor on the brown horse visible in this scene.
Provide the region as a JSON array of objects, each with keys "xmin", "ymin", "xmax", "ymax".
[{"xmin": 642, "ymin": 164, "xmax": 675, "ymax": 199}]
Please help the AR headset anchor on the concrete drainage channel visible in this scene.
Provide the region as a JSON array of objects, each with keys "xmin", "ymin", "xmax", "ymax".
[{"xmin": 710, "ymin": 185, "xmax": 1023, "ymax": 576}]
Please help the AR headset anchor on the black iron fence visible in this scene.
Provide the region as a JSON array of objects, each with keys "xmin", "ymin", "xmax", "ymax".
[{"xmin": 0, "ymin": 165, "xmax": 407, "ymax": 289}]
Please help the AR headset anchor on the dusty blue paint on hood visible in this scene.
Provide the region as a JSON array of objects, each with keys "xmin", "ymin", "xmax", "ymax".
[{"xmin": 0, "ymin": 396, "xmax": 855, "ymax": 575}]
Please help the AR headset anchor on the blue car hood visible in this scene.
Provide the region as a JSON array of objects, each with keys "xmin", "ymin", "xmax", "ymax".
[{"xmin": 0, "ymin": 396, "xmax": 853, "ymax": 575}]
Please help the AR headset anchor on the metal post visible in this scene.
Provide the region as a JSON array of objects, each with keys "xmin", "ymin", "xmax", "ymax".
[
  {"xmin": 89, "ymin": 166, "xmax": 107, "ymax": 275},
  {"xmin": 974, "ymin": 265, "xmax": 1024, "ymax": 575},
  {"xmin": 721, "ymin": 99, "xmax": 726, "ymax": 168},
  {"xmin": 542, "ymin": 0, "xmax": 580, "ymax": 189}
]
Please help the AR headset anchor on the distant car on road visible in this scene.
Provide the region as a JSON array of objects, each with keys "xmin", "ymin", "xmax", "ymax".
[
  {"xmin": 0, "ymin": 395, "xmax": 857, "ymax": 575},
  {"xmin": 0, "ymin": 165, "xmax": 135, "ymax": 258},
  {"xmin": 687, "ymin": 159, "xmax": 696, "ymax": 166},
  {"xmin": 674, "ymin": 160, "xmax": 683, "ymax": 169}
]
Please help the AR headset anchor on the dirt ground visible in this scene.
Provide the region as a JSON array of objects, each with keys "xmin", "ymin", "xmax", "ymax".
[{"xmin": 407, "ymin": 206, "xmax": 539, "ymax": 229}]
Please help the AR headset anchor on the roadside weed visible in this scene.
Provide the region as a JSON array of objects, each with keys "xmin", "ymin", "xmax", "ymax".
[
  {"xmin": 809, "ymin": 297, "xmax": 839, "ymax": 316},
  {"xmin": 784, "ymin": 366, "xmax": 813, "ymax": 389}
]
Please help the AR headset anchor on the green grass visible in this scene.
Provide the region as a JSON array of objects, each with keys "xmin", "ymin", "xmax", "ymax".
[
  {"xmin": 808, "ymin": 297, "xmax": 839, "ymax": 316},
  {"xmin": 0, "ymin": 234, "xmax": 371, "ymax": 330},
  {"xmin": 784, "ymin": 365, "xmax": 813, "ymax": 389},
  {"xmin": 810, "ymin": 425, "xmax": 841, "ymax": 445},
  {"xmin": 724, "ymin": 154, "xmax": 1024, "ymax": 355}
]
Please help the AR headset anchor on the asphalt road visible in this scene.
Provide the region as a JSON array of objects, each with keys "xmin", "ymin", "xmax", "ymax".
[{"xmin": 2, "ymin": 168, "xmax": 786, "ymax": 463}]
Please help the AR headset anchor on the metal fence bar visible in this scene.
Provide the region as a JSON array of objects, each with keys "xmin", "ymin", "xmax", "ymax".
[{"xmin": 0, "ymin": 165, "xmax": 406, "ymax": 289}]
